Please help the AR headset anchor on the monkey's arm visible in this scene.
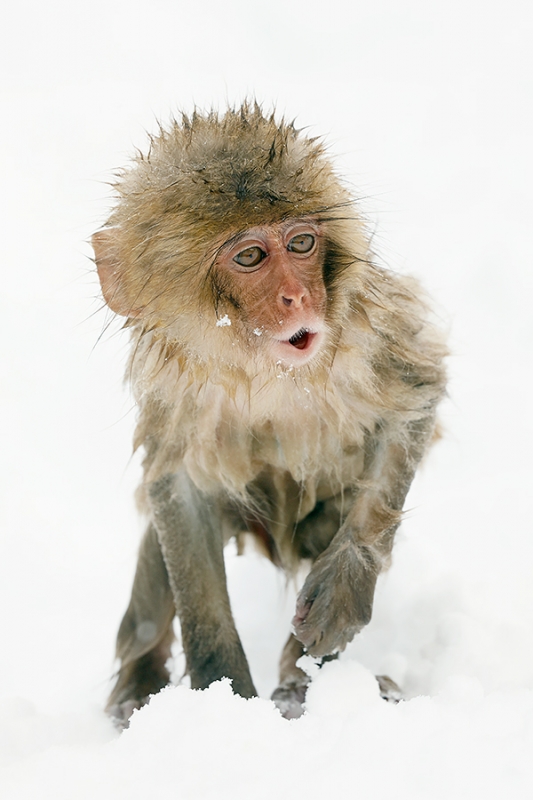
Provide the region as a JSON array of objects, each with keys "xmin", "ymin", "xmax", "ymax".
[
  {"xmin": 148, "ymin": 471, "xmax": 257, "ymax": 697},
  {"xmin": 292, "ymin": 415, "xmax": 434, "ymax": 657}
]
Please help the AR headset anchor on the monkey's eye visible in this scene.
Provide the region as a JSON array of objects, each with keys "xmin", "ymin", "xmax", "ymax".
[
  {"xmin": 233, "ymin": 246, "xmax": 266, "ymax": 269},
  {"xmin": 287, "ymin": 233, "xmax": 315, "ymax": 254}
]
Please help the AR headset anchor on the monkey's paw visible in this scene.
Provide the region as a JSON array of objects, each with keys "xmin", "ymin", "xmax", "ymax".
[{"xmin": 292, "ymin": 544, "xmax": 379, "ymax": 657}]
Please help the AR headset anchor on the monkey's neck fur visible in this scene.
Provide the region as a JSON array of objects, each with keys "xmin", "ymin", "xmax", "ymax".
[{"xmin": 134, "ymin": 325, "xmax": 373, "ymax": 494}]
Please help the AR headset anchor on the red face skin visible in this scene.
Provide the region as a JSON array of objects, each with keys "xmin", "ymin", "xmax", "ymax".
[{"xmin": 216, "ymin": 220, "xmax": 327, "ymax": 366}]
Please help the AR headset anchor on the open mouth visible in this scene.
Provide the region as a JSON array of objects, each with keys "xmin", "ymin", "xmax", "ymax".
[
  {"xmin": 286, "ymin": 328, "xmax": 316, "ymax": 350},
  {"xmin": 273, "ymin": 325, "xmax": 322, "ymax": 365}
]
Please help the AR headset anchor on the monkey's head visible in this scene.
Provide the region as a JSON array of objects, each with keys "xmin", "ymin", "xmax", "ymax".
[{"xmin": 93, "ymin": 103, "xmax": 370, "ymax": 373}]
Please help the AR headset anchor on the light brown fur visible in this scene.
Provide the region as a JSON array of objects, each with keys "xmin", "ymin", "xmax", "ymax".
[{"xmin": 93, "ymin": 103, "xmax": 447, "ymax": 725}]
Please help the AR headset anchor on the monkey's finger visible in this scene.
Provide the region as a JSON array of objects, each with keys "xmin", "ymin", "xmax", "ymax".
[{"xmin": 292, "ymin": 597, "xmax": 313, "ymax": 628}]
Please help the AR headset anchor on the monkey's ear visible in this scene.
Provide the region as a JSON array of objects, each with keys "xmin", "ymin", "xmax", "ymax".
[{"xmin": 92, "ymin": 229, "xmax": 142, "ymax": 318}]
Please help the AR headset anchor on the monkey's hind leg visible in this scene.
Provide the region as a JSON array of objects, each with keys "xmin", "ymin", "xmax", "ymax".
[
  {"xmin": 271, "ymin": 634, "xmax": 310, "ymax": 719},
  {"xmin": 271, "ymin": 634, "xmax": 339, "ymax": 719},
  {"xmin": 106, "ymin": 523, "xmax": 176, "ymax": 728}
]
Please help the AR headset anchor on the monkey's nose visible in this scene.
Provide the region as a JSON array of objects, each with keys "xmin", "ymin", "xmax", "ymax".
[{"xmin": 280, "ymin": 290, "xmax": 306, "ymax": 308}]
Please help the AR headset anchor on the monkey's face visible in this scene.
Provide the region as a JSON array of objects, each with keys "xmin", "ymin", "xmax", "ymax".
[{"xmin": 213, "ymin": 220, "xmax": 327, "ymax": 367}]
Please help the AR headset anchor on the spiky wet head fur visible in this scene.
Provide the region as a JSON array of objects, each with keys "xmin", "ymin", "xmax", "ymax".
[
  {"xmin": 101, "ymin": 103, "xmax": 365, "ymax": 366},
  {"xmin": 112, "ymin": 102, "xmax": 350, "ymax": 239}
]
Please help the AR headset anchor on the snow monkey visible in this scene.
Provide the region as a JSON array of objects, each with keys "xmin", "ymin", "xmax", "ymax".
[{"xmin": 93, "ymin": 103, "xmax": 447, "ymax": 726}]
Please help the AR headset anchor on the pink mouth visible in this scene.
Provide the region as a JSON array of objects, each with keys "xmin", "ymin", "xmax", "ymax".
[{"xmin": 285, "ymin": 328, "xmax": 317, "ymax": 351}]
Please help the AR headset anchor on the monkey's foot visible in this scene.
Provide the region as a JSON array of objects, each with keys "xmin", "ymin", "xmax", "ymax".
[
  {"xmin": 106, "ymin": 643, "xmax": 173, "ymax": 730},
  {"xmin": 107, "ymin": 696, "xmax": 150, "ymax": 731},
  {"xmin": 271, "ymin": 678, "xmax": 310, "ymax": 720},
  {"xmin": 376, "ymin": 674, "xmax": 403, "ymax": 703},
  {"xmin": 271, "ymin": 673, "xmax": 402, "ymax": 719}
]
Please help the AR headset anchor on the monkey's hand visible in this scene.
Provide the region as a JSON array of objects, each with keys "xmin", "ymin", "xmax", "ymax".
[{"xmin": 292, "ymin": 539, "xmax": 380, "ymax": 657}]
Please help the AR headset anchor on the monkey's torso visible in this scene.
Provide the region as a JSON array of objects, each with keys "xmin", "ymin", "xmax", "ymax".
[{"xmin": 130, "ymin": 285, "xmax": 443, "ymax": 573}]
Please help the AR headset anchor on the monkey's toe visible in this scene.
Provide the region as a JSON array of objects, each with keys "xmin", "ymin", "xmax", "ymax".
[{"xmin": 292, "ymin": 600, "xmax": 359, "ymax": 657}]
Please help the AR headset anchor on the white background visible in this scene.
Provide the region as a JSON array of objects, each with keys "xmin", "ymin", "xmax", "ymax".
[{"xmin": 1, "ymin": 1, "xmax": 532, "ymax": 797}]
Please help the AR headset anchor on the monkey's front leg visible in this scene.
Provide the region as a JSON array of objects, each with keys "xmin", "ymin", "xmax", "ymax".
[
  {"xmin": 293, "ymin": 531, "xmax": 383, "ymax": 657},
  {"xmin": 293, "ymin": 421, "xmax": 433, "ymax": 657},
  {"xmin": 149, "ymin": 472, "xmax": 257, "ymax": 698}
]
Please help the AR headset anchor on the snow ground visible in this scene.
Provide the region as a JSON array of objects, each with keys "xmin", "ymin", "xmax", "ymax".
[{"xmin": 1, "ymin": 1, "xmax": 532, "ymax": 797}]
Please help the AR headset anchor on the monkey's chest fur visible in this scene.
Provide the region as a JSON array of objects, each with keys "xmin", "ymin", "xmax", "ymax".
[{"xmin": 134, "ymin": 354, "xmax": 380, "ymax": 571}]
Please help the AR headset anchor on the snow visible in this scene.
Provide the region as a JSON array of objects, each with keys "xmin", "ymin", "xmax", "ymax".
[{"xmin": 1, "ymin": 0, "xmax": 533, "ymax": 797}]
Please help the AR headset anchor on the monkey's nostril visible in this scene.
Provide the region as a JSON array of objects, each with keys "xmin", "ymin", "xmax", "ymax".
[{"xmin": 282, "ymin": 297, "xmax": 292, "ymax": 306}]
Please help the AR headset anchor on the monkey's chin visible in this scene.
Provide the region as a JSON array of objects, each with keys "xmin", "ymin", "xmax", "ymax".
[{"xmin": 272, "ymin": 329, "xmax": 323, "ymax": 367}]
